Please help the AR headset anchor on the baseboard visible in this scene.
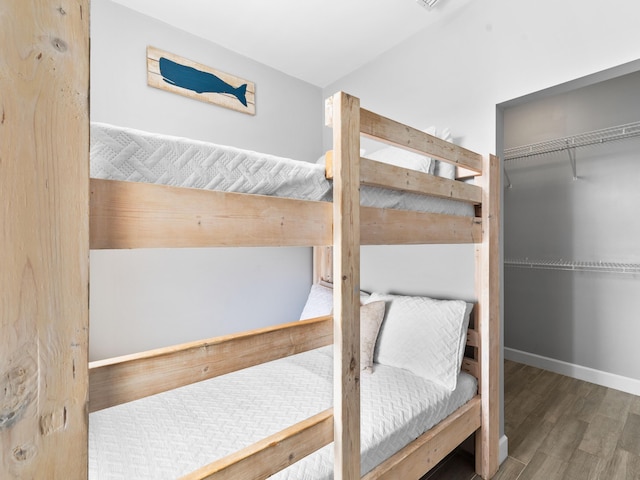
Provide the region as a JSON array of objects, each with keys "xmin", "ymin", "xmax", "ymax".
[
  {"xmin": 499, "ymin": 435, "xmax": 508, "ymax": 465},
  {"xmin": 504, "ymin": 347, "xmax": 640, "ymax": 396}
]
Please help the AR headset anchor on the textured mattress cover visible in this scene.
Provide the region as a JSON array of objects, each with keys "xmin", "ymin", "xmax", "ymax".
[
  {"xmin": 90, "ymin": 122, "xmax": 474, "ymax": 216},
  {"xmin": 89, "ymin": 347, "xmax": 477, "ymax": 479}
]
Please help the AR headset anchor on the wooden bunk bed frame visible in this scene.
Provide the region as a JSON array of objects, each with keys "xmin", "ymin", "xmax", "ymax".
[{"xmin": 2, "ymin": 2, "xmax": 499, "ymax": 479}]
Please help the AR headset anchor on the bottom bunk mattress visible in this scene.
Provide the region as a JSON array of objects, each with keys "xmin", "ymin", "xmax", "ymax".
[
  {"xmin": 90, "ymin": 122, "xmax": 475, "ymax": 217},
  {"xmin": 89, "ymin": 346, "xmax": 477, "ymax": 479}
]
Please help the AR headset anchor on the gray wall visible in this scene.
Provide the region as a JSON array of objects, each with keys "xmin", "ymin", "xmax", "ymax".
[
  {"xmin": 503, "ymin": 71, "xmax": 640, "ymax": 382},
  {"xmin": 90, "ymin": 0, "xmax": 323, "ymax": 360}
]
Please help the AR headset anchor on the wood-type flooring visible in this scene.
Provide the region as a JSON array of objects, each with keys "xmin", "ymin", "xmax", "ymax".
[{"xmin": 422, "ymin": 360, "xmax": 640, "ymax": 479}]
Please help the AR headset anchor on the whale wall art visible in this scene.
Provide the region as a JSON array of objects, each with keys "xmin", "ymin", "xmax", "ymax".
[{"xmin": 147, "ymin": 46, "xmax": 256, "ymax": 115}]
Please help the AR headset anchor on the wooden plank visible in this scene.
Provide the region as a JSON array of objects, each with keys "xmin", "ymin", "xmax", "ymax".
[
  {"xmin": 330, "ymin": 91, "xmax": 361, "ymax": 480},
  {"xmin": 147, "ymin": 46, "xmax": 255, "ymax": 115},
  {"xmin": 462, "ymin": 358, "xmax": 480, "ymax": 379},
  {"xmin": 360, "ymin": 157, "xmax": 483, "ymax": 204},
  {"xmin": 181, "ymin": 409, "xmax": 333, "ymax": 480},
  {"xmin": 359, "ymin": 108, "xmax": 484, "ymax": 173},
  {"xmin": 362, "ymin": 397, "xmax": 482, "ymax": 480},
  {"xmin": 313, "ymin": 246, "xmax": 334, "ymax": 284},
  {"xmin": 474, "ymin": 154, "xmax": 501, "ymax": 479},
  {"xmin": 326, "ymin": 151, "xmax": 482, "ymax": 204},
  {"xmin": 323, "ymin": 150, "xmax": 334, "ymax": 179},
  {"xmin": 466, "ymin": 328, "xmax": 480, "ymax": 348},
  {"xmin": 90, "ymin": 179, "xmax": 332, "ymax": 249},
  {"xmin": 1, "ymin": 1, "xmax": 89, "ymax": 478},
  {"xmin": 89, "ymin": 316, "xmax": 332, "ymax": 412},
  {"xmin": 90, "ymin": 179, "xmax": 480, "ymax": 248},
  {"xmin": 360, "ymin": 207, "xmax": 482, "ymax": 245}
]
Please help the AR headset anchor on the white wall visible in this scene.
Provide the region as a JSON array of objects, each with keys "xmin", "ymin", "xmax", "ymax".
[{"xmin": 90, "ymin": 0, "xmax": 324, "ymax": 360}]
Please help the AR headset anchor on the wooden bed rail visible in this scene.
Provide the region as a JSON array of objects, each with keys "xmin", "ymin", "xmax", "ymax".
[
  {"xmin": 90, "ymin": 178, "xmax": 482, "ymax": 249},
  {"xmin": 89, "ymin": 316, "xmax": 332, "ymax": 412},
  {"xmin": 91, "ymin": 187, "xmax": 481, "ymax": 249},
  {"xmin": 90, "ymin": 178, "xmax": 332, "ymax": 249},
  {"xmin": 324, "ymin": 152, "xmax": 482, "ymax": 204},
  {"xmin": 362, "ymin": 396, "xmax": 481, "ymax": 480},
  {"xmin": 359, "ymin": 157, "xmax": 482, "ymax": 203},
  {"xmin": 324, "ymin": 100, "xmax": 483, "ymax": 175},
  {"xmin": 361, "ymin": 207, "xmax": 481, "ymax": 245},
  {"xmin": 181, "ymin": 409, "xmax": 334, "ymax": 480},
  {"xmin": 359, "ymin": 108, "xmax": 484, "ymax": 174}
]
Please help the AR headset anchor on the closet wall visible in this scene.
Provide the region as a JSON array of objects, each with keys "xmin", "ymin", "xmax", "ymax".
[{"xmin": 503, "ymin": 71, "xmax": 640, "ymax": 392}]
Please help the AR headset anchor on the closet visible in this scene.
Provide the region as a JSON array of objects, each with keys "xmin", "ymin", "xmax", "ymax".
[{"xmin": 502, "ymin": 69, "xmax": 640, "ymax": 394}]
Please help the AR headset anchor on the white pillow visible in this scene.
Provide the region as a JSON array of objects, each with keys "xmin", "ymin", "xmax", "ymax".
[
  {"xmin": 366, "ymin": 146, "xmax": 434, "ymax": 174},
  {"xmin": 431, "ymin": 127, "xmax": 457, "ymax": 179},
  {"xmin": 435, "ymin": 161, "xmax": 456, "ymax": 180},
  {"xmin": 370, "ymin": 293, "xmax": 473, "ymax": 391},
  {"xmin": 299, "ymin": 282, "xmax": 371, "ymax": 321},
  {"xmin": 299, "ymin": 283, "xmax": 333, "ymax": 319}
]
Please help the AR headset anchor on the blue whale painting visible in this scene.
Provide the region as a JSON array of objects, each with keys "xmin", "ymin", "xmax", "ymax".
[{"xmin": 159, "ymin": 57, "xmax": 248, "ymax": 107}]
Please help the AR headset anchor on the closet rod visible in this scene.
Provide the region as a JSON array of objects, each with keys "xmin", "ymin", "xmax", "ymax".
[
  {"xmin": 505, "ymin": 258, "xmax": 640, "ymax": 275},
  {"xmin": 504, "ymin": 120, "xmax": 640, "ymax": 161}
]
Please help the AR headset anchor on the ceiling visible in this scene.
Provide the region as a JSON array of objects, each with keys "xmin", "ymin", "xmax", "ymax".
[{"xmin": 110, "ymin": 0, "xmax": 472, "ymax": 87}]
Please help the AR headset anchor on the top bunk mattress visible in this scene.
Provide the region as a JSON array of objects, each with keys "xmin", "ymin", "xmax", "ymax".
[
  {"xmin": 88, "ymin": 346, "xmax": 477, "ymax": 479},
  {"xmin": 90, "ymin": 122, "xmax": 475, "ymax": 217}
]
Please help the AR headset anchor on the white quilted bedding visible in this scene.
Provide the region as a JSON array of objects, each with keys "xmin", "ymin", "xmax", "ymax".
[
  {"xmin": 89, "ymin": 346, "xmax": 477, "ymax": 479},
  {"xmin": 90, "ymin": 123, "xmax": 474, "ymax": 216}
]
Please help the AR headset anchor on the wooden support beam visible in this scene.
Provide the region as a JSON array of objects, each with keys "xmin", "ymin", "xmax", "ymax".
[
  {"xmin": 474, "ymin": 154, "xmax": 500, "ymax": 479},
  {"xmin": 313, "ymin": 246, "xmax": 334, "ymax": 284},
  {"xmin": 329, "ymin": 92, "xmax": 361, "ymax": 480},
  {"xmin": 462, "ymin": 358, "xmax": 480, "ymax": 379},
  {"xmin": 89, "ymin": 316, "xmax": 332, "ymax": 412},
  {"xmin": 466, "ymin": 328, "xmax": 481, "ymax": 348},
  {"xmin": 1, "ymin": 1, "xmax": 89, "ymax": 478}
]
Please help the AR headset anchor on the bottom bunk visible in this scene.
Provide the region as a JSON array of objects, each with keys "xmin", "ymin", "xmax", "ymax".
[
  {"xmin": 88, "ymin": 285, "xmax": 483, "ymax": 479},
  {"xmin": 89, "ymin": 349, "xmax": 478, "ymax": 479}
]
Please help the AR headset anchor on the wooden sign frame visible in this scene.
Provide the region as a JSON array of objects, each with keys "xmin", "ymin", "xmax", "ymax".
[{"xmin": 147, "ymin": 46, "xmax": 255, "ymax": 115}]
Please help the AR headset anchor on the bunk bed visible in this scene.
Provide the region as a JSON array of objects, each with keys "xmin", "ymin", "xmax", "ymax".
[
  {"xmin": 84, "ymin": 93, "xmax": 499, "ymax": 479},
  {"xmin": 2, "ymin": 4, "xmax": 499, "ymax": 479}
]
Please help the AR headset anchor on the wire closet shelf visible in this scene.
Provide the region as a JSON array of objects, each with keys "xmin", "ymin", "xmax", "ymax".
[
  {"xmin": 503, "ymin": 120, "xmax": 640, "ymax": 161},
  {"xmin": 505, "ymin": 259, "xmax": 640, "ymax": 275}
]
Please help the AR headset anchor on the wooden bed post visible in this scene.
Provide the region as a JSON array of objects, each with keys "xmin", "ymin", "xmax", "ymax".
[
  {"xmin": 328, "ymin": 92, "xmax": 361, "ymax": 480},
  {"xmin": 312, "ymin": 246, "xmax": 333, "ymax": 284},
  {"xmin": 1, "ymin": 1, "xmax": 90, "ymax": 478},
  {"xmin": 475, "ymin": 154, "xmax": 500, "ymax": 479}
]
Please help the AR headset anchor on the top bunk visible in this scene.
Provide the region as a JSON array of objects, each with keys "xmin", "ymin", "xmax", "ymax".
[{"xmin": 89, "ymin": 92, "xmax": 491, "ymax": 250}]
